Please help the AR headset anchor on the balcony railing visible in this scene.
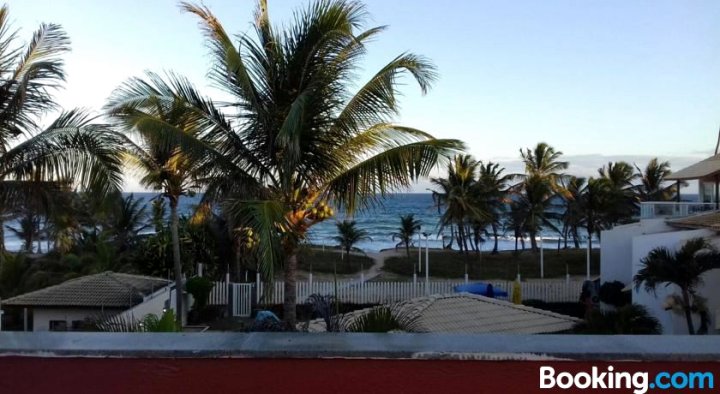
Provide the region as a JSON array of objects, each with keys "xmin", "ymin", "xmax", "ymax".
[{"xmin": 640, "ymin": 201, "xmax": 718, "ymax": 219}]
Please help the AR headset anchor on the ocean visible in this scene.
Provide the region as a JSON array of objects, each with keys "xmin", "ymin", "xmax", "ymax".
[{"xmin": 2, "ymin": 192, "xmax": 598, "ymax": 253}]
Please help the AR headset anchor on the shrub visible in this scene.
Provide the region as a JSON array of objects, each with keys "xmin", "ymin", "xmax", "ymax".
[
  {"xmin": 573, "ymin": 304, "xmax": 662, "ymax": 335},
  {"xmin": 185, "ymin": 276, "xmax": 214, "ymax": 310},
  {"xmin": 599, "ymin": 281, "xmax": 631, "ymax": 307}
]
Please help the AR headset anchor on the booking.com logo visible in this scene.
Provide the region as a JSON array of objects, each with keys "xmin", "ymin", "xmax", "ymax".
[{"xmin": 540, "ymin": 366, "xmax": 714, "ymax": 393}]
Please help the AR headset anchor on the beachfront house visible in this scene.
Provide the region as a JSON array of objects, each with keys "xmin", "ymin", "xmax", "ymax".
[
  {"xmin": 1, "ymin": 272, "xmax": 177, "ymax": 331},
  {"xmin": 601, "ymin": 154, "xmax": 720, "ymax": 334}
]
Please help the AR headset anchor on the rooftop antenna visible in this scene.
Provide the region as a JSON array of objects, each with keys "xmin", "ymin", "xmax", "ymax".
[{"xmin": 715, "ymin": 124, "xmax": 720, "ymax": 155}]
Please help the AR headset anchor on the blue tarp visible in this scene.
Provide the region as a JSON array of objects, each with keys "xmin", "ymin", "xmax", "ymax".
[{"xmin": 453, "ymin": 283, "xmax": 508, "ymax": 298}]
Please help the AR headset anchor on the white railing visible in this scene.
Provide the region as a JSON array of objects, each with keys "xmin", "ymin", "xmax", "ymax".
[
  {"xmin": 252, "ymin": 280, "xmax": 584, "ymax": 305},
  {"xmin": 208, "ymin": 282, "xmax": 228, "ymax": 305},
  {"xmin": 639, "ymin": 202, "xmax": 717, "ymax": 219}
]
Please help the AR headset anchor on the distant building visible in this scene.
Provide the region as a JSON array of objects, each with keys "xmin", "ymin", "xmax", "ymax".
[
  {"xmin": 601, "ymin": 154, "xmax": 720, "ymax": 334},
  {"xmin": 2, "ymin": 272, "xmax": 174, "ymax": 331}
]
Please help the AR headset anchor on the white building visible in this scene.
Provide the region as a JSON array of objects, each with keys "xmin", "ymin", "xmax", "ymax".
[
  {"xmin": 1, "ymin": 272, "xmax": 178, "ymax": 331},
  {"xmin": 601, "ymin": 155, "xmax": 720, "ymax": 335}
]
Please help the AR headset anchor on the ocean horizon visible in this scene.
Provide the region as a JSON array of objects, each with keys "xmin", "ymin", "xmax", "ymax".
[{"xmin": 1, "ymin": 192, "xmax": 612, "ymax": 253}]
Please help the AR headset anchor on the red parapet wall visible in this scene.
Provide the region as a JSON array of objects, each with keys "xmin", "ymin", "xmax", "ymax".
[{"xmin": 2, "ymin": 357, "xmax": 720, "ymax": 394}]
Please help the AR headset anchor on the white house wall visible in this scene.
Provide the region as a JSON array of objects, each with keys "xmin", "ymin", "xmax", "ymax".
[
  {"xmin": 630, "ymin": 228, "xmax": 715, "ymax": 335},
  {"xmin": 33, "ymin": 309, "xmax": 105, "ymax": 332},
  {"xmin": 601, "ymin": 219, "xmax": 676, "ymax": 286},
  {"xmin": 120, "ymin": 286, "xmax": 173, "ymax": 324}
]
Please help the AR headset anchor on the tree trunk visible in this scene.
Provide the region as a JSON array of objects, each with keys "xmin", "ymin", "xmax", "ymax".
[
  {"xmin": 170, "ymin": 198, "xmax": 183, "ymax": 329},
  {"xmin": 529, "ymin": 229, "xmax": 538, "ymax": 251},
  {"xmin": 492, "ymin": 223, "xmax": 499, "ymax": 255},
  {"xmin": 405, "ymin": 242, "xmax": 410, "ymax": 259},
  {"xmin": 0, "ymin": 218, "xmax": 4, "ymax": 270},
  {"xmin": 681, "ymin": 288, "xmax": 696, "ymax": 335},
  {"xmin": 283, "ymin": 250, "xmax": 299, "ymax": 326},
  {"xmin": 572, "ymin": 228, "xmax": 580, "ymax": 249}
]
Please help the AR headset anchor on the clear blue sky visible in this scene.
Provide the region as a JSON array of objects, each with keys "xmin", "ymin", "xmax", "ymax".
[{"xmin": 9, "ymin": 0, "xmax": 720, "ymax": 191}]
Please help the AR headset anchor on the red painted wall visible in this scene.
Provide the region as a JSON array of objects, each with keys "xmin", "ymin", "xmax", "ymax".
[{"xmin": 1, "ymin": 357, "xmax": 719, "ymax": 394}]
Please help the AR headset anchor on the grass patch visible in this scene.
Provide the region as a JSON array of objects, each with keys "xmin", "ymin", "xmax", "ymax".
[
  {"xmin": 384, "ymin": 248, "xmax": 599, "ymax": 280},
  {"xmin": 297, "ymin": 248, "xmax": 373, "ymax": 275}
]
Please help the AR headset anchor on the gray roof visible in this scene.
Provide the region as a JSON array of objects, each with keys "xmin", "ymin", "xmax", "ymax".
[
  {"xmin": 667, "ymin": 154, "xmax": 720, "ymax": 180},
  {"xmin": 307, "ymin": 293, "xmax": 580, "ymax": 334},
  {"xmin": 3, "ymin": 272, "xmax": 171, "ymax": 308},
  {"xmin": 667, "ymin": 211, "xmax": 720, "ymax": 230},
  {"xmin": 402, "ymin": 293, "xmax": 580, "ymax": 334}
]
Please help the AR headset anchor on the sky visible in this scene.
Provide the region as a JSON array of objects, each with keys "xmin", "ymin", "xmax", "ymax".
[{"xmin": 8, "ymin": 0, "xmax": 720, "ymax": 192}]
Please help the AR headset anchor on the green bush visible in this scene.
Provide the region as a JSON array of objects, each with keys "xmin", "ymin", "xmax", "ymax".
[
  {"xmin": 185, "ymin": 276, "xmax": 214, "ymax": 310},
  {"xmin": 573, "ymin": 304, "xmax": 662, "ymax": 335},
  {"xmin": 599, "ymin": 281, "xmax": 631, "ymax": 307}
]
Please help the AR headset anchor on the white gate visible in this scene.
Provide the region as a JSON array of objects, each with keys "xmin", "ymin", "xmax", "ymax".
[{"xmin": 231, "ymin": 283, "xmax": 254, "ymax": 317}]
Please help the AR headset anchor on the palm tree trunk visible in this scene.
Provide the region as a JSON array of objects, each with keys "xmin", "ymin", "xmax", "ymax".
[
  {"xmin": 529, "ymin": 229, "xmax": 538, "ymax": 251},
  {"xmin": 491, "ymin": 223, "xmax": 499, "ymax": 254},
  {"xmin": 283, "ymin": 250, "xmax": 299, "ymax": 326},
  {"xmin": 170, "ymin": 198, "xmax": 183, "ymax": 328},
  {"xmin": 0, "ymin": 218, "xmax": 4, "ymax": 270},
  {"xmin": 681, "ymin": 288, "xmax": 696, "ymax": 335}
]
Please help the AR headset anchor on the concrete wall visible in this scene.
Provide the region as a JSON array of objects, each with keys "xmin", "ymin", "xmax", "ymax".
[
  {"xmin": 601, "ymin": 218, "xmax": 675, "ymax": 285},
  {"xmin": 630, "ymin": 229, "xmax": 716, "ymax": 335}
]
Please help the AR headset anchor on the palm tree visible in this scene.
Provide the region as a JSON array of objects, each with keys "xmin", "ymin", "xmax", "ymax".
[
  {"xmin": 391, "ymin": 214, "xmax": 421, "ymax": 259},
  {"xmin": 513, "ymin": 173, "xmax": 560, "ymax": 251},
  {"xmin": 431, "ymin": 155, "xmax": 484, "ymax": 255},
  {"xmin": 515, "ymin": 143, "xmax": 568, "ymax": 251},
  {"xmin": 333, "ymin": 220, "xmax": 370, "ymax": 266},
  {"xmin": 598, "ymin": 161, "xmax": 638, "ymax": 224},
  {"xmin": 561, "ymin": 176, "xmax": 586, "ymax": 248},
  {"xmin": 108, "ymin": 93, "xmax": 203, "ymax": 327},
  {"xmin": 105, "ymin": 193, "xmax": 150, "ymax": 251},
  {"xmin": 0, "ymin": 6, "xmax": 125, "ymax": 262},
  {"xmin": 477, "ymin": 161, "xmax": 512, "ymax": 254},
  {"xmin": 106, "ymin": 0, "xmax": 463, "ymax": 325},
  {"xmin": 519, "ymin": 142, "xmax": 568, "ymax": 187},
  {"xmin": 579, "ymin": 177, "xmax": 612, "ymax": 252},
  {"xmin": 635, "ymin": 158, "xmax": 678, "ymax": 202},
  {"xmin": 633, "ymin": 237, "xmax": 720, "ymax": 334}
]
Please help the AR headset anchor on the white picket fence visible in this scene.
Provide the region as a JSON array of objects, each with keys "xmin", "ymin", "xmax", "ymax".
[
  {"xmin": 253, "ymin": 280, "xmax": 584, "ymax": 305},
  {"xmin": 214, "ymin": 279, "xmax": 584, "ymax": 317},
  {"xmin": 208, "ymin": 282, "xmax": 228, "ymax": 305}
]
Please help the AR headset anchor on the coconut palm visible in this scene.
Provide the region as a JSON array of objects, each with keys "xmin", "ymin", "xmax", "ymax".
[
  {"xmin": 391, "ymin": 214, "xmax": 421, "ymax": 259},
  {"xmin": 512, "ymin": 173, "xmax": 561, "ymax": 251},
  {"xmin": 107, "ymin": 93, "xmax": 204, "ymax": 327},
  {"xmin": 635, "ymin": 158, "xmax": 678, "ymax": 202},
  {"xmin": 333, "ymin": 220, "xmax": 370, "ymax": 266},
  {"xmin": 579, "ymin": 177, "xmax": 612, "ymax": 252},
  {"xmin": 633, "ymin": 237, "xmax": 720, "ymax": 335},
  {"xmin": 106, "ymin": 0, "xmax": 462, "ymax": 325},
  {"xmin": 0, "ymin": 7, "xmax": 125, "ymax": 259},
  {"xmin": 560, "ymin": 176, "xmax": 586, "ymax": 248},
  {"xmin": 514, "ymin": 143, "xmax": 567, "ymax": 251},
  {"xmin": 105, "ymin": 193, "xmax": 150, "ymax": 251},
  {"xmin": 598, "ymin": 161, "xmax": 638, "ymax": 224},
  {"xmin": 519, "ymin": 142, "xmax": 568, "ymax": 187},
  {"xmin": 431, "ymin": 155, "xmax": 485, "ymax": 255},
  {"xmin": 477, "ymin": 161, "xmax": 512, "ymax": 254}
]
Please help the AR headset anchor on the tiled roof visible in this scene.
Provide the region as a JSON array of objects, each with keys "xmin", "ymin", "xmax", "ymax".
[
  {"xmin": 3, "ymin": 272, "xmax": 171, "ymax": 308},
  {"xmin": 667, "ymin": 212, "xmax": 720, "ymax": 230},
  {"xmin": 667, "ymin": 154, "xmax": 720, "ymax": 180},
  {"xmin": 306, "ymin": 293, "xmax": 580, "ymax": 334},
  {"xmin": 398, "ymin": 293, "xmax": 580, "ymax": 334}
]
